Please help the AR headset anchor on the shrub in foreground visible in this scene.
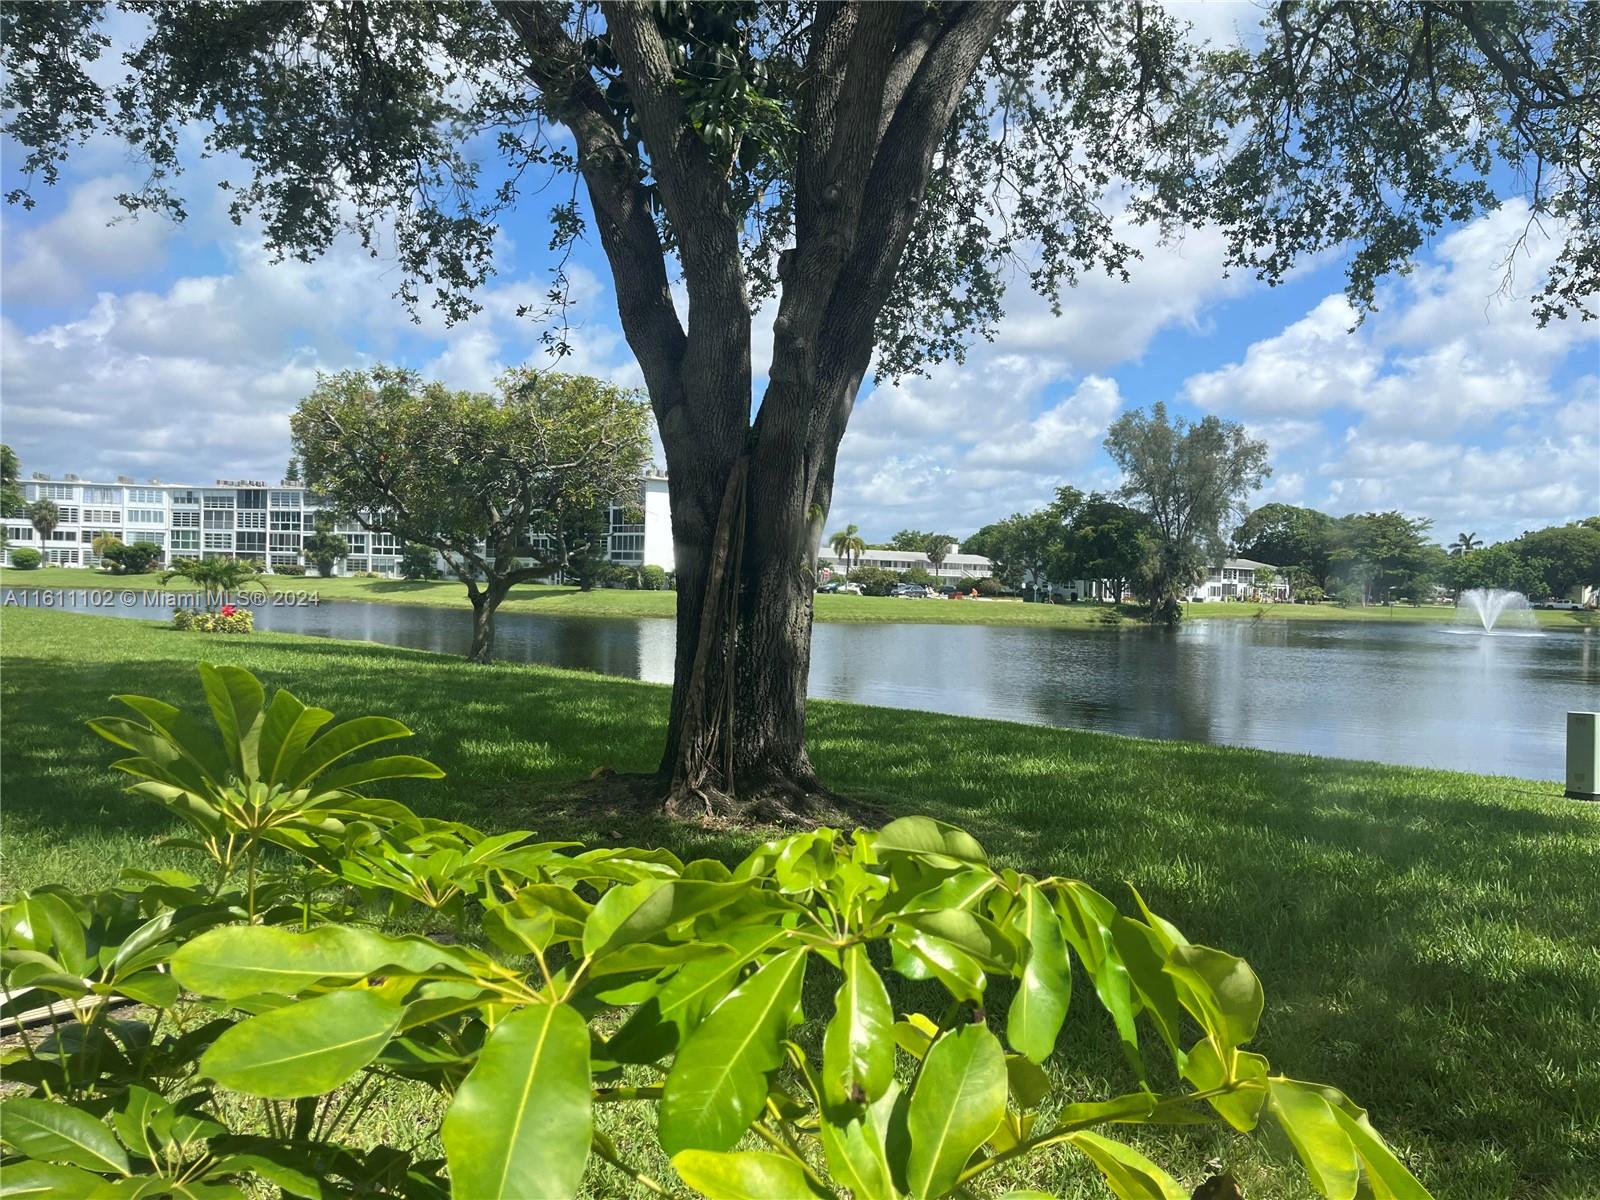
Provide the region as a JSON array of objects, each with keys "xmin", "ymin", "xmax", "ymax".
[
  {"xmin": 0, "ymin": 666, "xmax": 1433, "ymax": 1199},
  {"xmin": 7, "ymin": 546, "xmax": 40, "ymax": 569}
]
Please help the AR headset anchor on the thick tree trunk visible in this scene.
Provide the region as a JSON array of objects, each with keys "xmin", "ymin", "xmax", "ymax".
[{"xmin": 466, "ymin": 581, "xmax": 510, "ymax": 664}]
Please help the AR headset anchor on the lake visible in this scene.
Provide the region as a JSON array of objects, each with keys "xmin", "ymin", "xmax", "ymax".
[{"xmin": 7, "ymin": 588, "xmax": 1595, "ymax": 781}]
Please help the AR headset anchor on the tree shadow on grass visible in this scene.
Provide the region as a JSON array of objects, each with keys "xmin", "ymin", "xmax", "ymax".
[{"xmin": 4, "ymin": 628, "xmax": 1597, "ymax": 1195}]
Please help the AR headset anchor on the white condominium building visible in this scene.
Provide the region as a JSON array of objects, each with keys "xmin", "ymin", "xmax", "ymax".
[{"xmin": 4, "ymin": 472, "xmax": 675, "ymax": 575}]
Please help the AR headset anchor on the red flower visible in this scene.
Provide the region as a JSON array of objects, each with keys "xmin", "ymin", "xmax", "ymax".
[{"xmin": 220, "ymin": 605, "xmax": 237, "ymax": 616}]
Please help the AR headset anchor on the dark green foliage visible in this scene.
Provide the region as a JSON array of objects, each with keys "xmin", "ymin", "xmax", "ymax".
[
  {"xmin": 847, "ymin": 565, "xmax": 903, "ymax": 596},
  {"xmin": 301, "ymin": 512, "xmax": 349, "ymax": 578},
  {"xmin": 25, "ymin": 498, "xmax": 58, "ymax": 542},
  {"xmin": 1235, "ymin": 504, "xmax": 1337, "ymax": 586},
  {"xmin": 0, "ymin": 444, "xmax": 21, "ymax": 518},
  {"xmin": 7, "ymin": 546, "xmax": 40, "ymax": 569},
  {"xmin": 1328, "ymin": 512, "xmax": 1439, "ymax": 605},
  {"xmin": 100, "ymin": 540, "xmax": 162, "ymax": 575},
  {"xmin": 0, "ymin": 665, "xmax": 1433, "ymax": 1200},
  {"xmin": 399, "ymin": 544, "xmax": 440, "ymax": 581},
  {"xmin": 637, "ymin": 564, "xmax": 668, "ymax": 591},
  {"xmin": 271, "ymin": 562, "xmax": 306, "ymax": 577}
]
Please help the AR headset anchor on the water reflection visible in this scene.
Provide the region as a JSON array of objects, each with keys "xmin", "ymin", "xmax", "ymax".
[{"xmin": 7, "ymin": 589, "xmax": 1591, "ymax": 781}]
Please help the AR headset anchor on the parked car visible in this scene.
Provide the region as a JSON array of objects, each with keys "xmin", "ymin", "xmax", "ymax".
[
  {"xmin": 835, "ymin": 582, "xmax": 864, "ymax": 596},
  {"xmin": 816, "ymin": 581, "xmax": 842, "ymax": 593},
  {"xmin": 1534, "ymin": 597, "xmax": 1583, "ymax": 610},
  {"xmin": 938, "ymin": 585, "xmax": 960, "ymax": 597}
]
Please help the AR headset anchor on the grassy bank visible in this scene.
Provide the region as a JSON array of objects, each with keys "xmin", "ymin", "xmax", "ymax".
[
  {"xmin": 3, "ymin": 564, "xmax": 1593, "ymax": 629},
  {"xmin": 2, "ymin": 608, "xmax": 1596, "ymax": 1197}
]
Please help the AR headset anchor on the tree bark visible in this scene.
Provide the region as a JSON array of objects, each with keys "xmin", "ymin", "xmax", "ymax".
[{"xmin": 467, "ymin": 580, "xmax": 511, "ymax": 664}]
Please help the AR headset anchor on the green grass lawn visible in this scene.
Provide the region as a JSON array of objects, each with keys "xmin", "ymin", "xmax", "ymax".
[
  {"xmin": 2, "ymin": 608, "xmax": 1597, "ymax": 1198},
  {"xmin": 3, "ymin": 563, "xmax": 1593, "ymax": 630}
]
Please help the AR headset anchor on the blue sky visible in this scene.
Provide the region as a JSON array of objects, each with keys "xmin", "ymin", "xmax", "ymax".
[{"xmin": 2, "ymin": 5, "xmax": 1595, "ymax": 547}]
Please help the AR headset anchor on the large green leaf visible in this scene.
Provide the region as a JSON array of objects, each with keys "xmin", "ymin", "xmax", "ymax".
[
  {"xmin": 1163, "ymin": 943, "xmax": 1262, "ymax": 1053},
  {"xmin": 1063, "ymin": 1130, "xmax": 1188, "ymax": 1200},
  {"xmin": 1267, "ymin": 1079, "xmax": 1360, "ymax": 1200},
  {"xmin": 892, "ymin": 930, "xmax": 986, "ymax": 1003},
  {"xmin": 1111, "ymin": 917, "xmax": 1184, "ymax": 1062},
  {"xmin": 819, "ymin": 1082, "xmax": 902, "ymax": 1200},
  {"xmin": 581, "ymin": 878, "xmax": 752, "ymax": 959},
  {"xmin": 285, "ymin": 717, "xmax": 414, "ymax": 788},
  {"xmin": 109, "ymin": 694, "xmax": 232, "ymax": 785},
  {"xmin": 1182, "ymin": 1036, "xmax": 1268, "ymax": 1132},
  {"xmin": 1053, "ymin": 884, "xmax": 1139, "ymax": 1069},
  {"xmin": 893, "ymin": 908, "xmax": 1014, "ymax": 971},
  {"xmin": 172, "ymin": 924, "xmax": 465, "ymax": 999},
  {"xmin": 0, "ymin": 1161, "xmax": 106, "ymax": 1197},
  {"xmin": 823, "ymin": 944, "xmax": 896, "ymax": 1109},
  {"xmin": 313, "ymin": 755, "xmax": 445, "ymax": 795},
  {"xmin": 1006, "ymin": 882, "xmax": 1071, "ymax": 1064},
  {"xmin": 659, "ymin": 948, "xmax": 808, "ymax": 1154},
  {"xmin": 874, "ymin": 817, "xmax": 987, "ymax": 866},
  {"xmin": 257, "ymin": 689, "xmax": 332, "ymax": 787},
  {"xmin": 0, "ymin": 1098, "xmax": 130, "ymax": 1174},
  {"xmin": 443, "ymin": 1002, "xmax": 592, "ymax": 1200},
  {"xmin": 905, "ymin": 1022, "xmax": 1007, "ymax": 1199},
  {"xmin": 201, "ymin": 990, "xmax": 401, "ymax": 1098},
  {"xmin": 198, "ymin": 662, "xmax": 265, "ymax": 778},
  {"xmin": 1331, "ymin": 1104, "xmax": 1432, "ymax": 1200},
  {"xmin": 671, "ymin": 1150, "xmax": 819, "ymax": 1200}
]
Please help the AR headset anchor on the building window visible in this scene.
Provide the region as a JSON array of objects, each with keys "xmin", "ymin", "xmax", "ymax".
[
  {"xmin": 204, "ymin": 532, "xmax": 233, "ymax": 550},
  {"xmin": 125, "ymin": 508, "xmax": 164, "ymax": 524},
  {"xmin": 127, "ymin": 488, "xmax": 163, "ymax": 505},
  {"xmin": 345, "ymin": 556, "xmax": 369, "ymax": 573},
  {"xmin": 82, "ymin": 508, "xmax": 122, "ymax": 526},
  {"xmin": 45, "ymin": 548, "xmax": 80, "ymax": 564},
  {"xmin": 346, "ymin": 533, "xmax": 368, "ymax": 554},
  {"xmin": 85, "ymin": 487, "xmax": 122, "ymax": 504},
  {"xmin": 203, "ymin": 509, "xmax": 233, "ymax": 530},
  {"xmin": 6, "ymin": 526, "xmax": 33, "ymax": 541},
  {"xmin": 50, "ymin": 530, "xmax": 76, "ymax": 543},
  {"xmin": 270, "ymin": 510, "xmax": 301, "ymax": 531},
  {"xmin": 128, "ymin": 530, "xmax": 164, "ymax": 547},
  {"xmin": 171, "ymin": 491, "xmax": 200, "ymax": 505},
  {"xmin": 203, "ymin": 494, "xmax": 235, "ymax": 509},
  {"xmin": 236, "ymin": 509, "xmax": 267, "ymax": 530},
  {"xmin": 54, "ymin": 506, "xmax": 80, "ymax": 524},
  {"xmin": 270, "ymin": 553, "xmax": 301, "ymax": 569},
  {"xmin": 269, "ymin": 532, "xmax": 301, "ymax": 551},
  {"xmin": 35, "ymin": 484, "xmax": 76, "ymax": 500},
  {"xmin": 237, "ymin": 489, "xmax": 267, "ymax": 509},
  {"xmin": 236, "ymin": 531, "xmax": 266, "ymax": 554},
  {"xmin": 270, "ymin": 491, "xmax": 302, "ymax": 508},
  {"xmin": 171, "ymin": 510, "xmax": 200, "ymax": 528},
  {"xmin": 171, "ymin": 530, "xmax": 199, "ymax": 552},
  {"xmin": 371, "ymin": 533, "xmax": 398, "ymax": 554}
]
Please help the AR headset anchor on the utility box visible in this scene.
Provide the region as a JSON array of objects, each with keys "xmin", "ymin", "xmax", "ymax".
[{"xmin": 1568, "ymin": 712, "xmax": 1599, "ymax": 800}]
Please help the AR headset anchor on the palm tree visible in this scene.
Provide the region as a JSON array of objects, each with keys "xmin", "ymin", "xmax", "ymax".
[
  {"xmin": 1450, "ymin": 531, "xmax": 1482, "ymax": 557},
  {"xmin": 923, "ymin": 532, "xmax": 954, "ymax": 581},
  {"xmin": 26, "ymin": 498, "xmax": 59, "ymax": 544},
  {"xmin": 828, "ymin": 523, "xmax": 865, "ymax": 576}
]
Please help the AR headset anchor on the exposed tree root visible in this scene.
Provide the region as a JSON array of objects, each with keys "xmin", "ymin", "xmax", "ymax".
[{"xmin": 554, "ymin": 769, "xmax": 884, "ymax": 833}]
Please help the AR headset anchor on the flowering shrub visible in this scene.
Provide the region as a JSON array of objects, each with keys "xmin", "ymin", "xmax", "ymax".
[
  {"xmin": 0, "ymin": 665, "xmax": 1435, "ymax": 1200},
  {"xmin": 171, "ymin": 604, "xmax": 254, "ymax": 633}
]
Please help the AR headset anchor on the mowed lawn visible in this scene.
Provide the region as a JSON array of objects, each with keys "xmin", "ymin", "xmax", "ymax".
[
  {"xmin": 2, "ymin": 608, "xmax": 1597, "ymax": 1198},
  {"xmin": 4, "ymin": 564, "xmax": 1593, "ymax": 630}
]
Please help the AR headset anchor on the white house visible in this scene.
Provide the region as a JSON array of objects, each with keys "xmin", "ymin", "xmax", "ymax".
[
  {"xmin": 1187, "ymin": 557, "xmax": 1289, "ymax": 602},
  {"xmin": 5, "ymin": 471, "xmax": 676, "ymax": 576}
]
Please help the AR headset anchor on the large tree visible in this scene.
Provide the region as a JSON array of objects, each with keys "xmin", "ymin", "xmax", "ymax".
[
  {"xmin": 1509, "ymin": 522, "xmax": 1600, "ymax": 597},
  {"xmin": 1329, "ymin": 511, "xmax": 1438, "ymax": 604},
  {"xmin": 6, "ymin": 2, "xmax": 1594, "ymax": 813},
  {"xmin": 291, "ymin": 366, "xmax": 651, "ymax": 663},
  {"xmin": 1069, "ymin": 494, "xmax": 1154, "ymax": 603},
  {"xmin": 1105, "ymin": 403, "xmax": 1270, "ymax": 623},
  {"xmin": 1234, "ymin": 503, "xmax": 1337, "ymax": 585}
]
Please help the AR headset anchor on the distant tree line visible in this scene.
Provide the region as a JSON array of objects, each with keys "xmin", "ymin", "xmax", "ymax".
[{"xmin": 1236, "ymin": 505, "xmax": 1600, "ymax": 604}]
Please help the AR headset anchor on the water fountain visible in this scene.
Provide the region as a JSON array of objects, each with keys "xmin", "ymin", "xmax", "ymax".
[{"xmin": 1455, "ymin": 588, "xmax": 1539, "ymax": 632}]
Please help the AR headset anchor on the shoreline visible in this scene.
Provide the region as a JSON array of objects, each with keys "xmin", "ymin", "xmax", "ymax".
[{"xmin": 2, "ymin": 565, "xmax": 1591, "ymax": 631}]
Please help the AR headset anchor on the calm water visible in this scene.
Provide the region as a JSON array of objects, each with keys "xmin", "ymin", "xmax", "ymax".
[{"xmin": 8, "ymin": 589, "xmax": 1596, "ymax": 780}]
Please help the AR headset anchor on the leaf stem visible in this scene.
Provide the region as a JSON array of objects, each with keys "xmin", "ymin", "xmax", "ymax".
[{"xmin": 592, "ymin": 1137, "xmax": 673, "ymax": 1196}]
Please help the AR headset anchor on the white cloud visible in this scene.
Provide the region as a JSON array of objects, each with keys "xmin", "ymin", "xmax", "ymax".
[{"xmin": 2, "ymin": 175, "xmax": 175, "ymax": 304}]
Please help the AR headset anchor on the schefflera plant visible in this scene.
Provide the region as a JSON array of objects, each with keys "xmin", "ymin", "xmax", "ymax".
[{"xmin": 162, "ymin": 820, "xmax": 1431, "ymax": 1200}]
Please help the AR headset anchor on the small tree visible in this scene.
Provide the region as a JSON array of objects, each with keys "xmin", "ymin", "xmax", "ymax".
[
  {"xmin": 398, "ymin": 543, "xmax": 439, "ymax": 580},
  {"xmin": 293, "ymin": 366, "xmax": 650, "ymax": 663},
  {"xmin": 827, "ymin": 524, "xmax": 866, "ymax": 576},
  {"xmin": 8, "ymin": 547, "xmax": 41, "ymax": 570},
  {"xmin": 1252, "ymin": 565, "xmax": 1278, "ymax": 601},
  {"xmin": 0, "ymin": 444, "xmax": 22, "ymax": 523},
  {"xmin": 301, "ymin": 512, "xmax": 349, "ymax": 578},
  {"xmin": 1105, "ymin": 403, "xmax": 1270, "ymax": 624},
  {"xmin": 888, "ymin": 529, "xmax": 934, "ymax": 552},
  {"xmin": 103, "ymin": 540, "xmax": 162, "ymax": 575},
  {"xmin": 26, "ymin": 498, "xmax": 58, "ymax": 544},
  {"xmin": 90, "ymin": 531, "xmax": 123, "ymax": 564},
  {"xmin": 922, "ymin": 533, "xmax": 955, "ymax": 580},
  {"xmin": 160, "ymin": 556, "xmax": 264, "ymax": 607}
]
